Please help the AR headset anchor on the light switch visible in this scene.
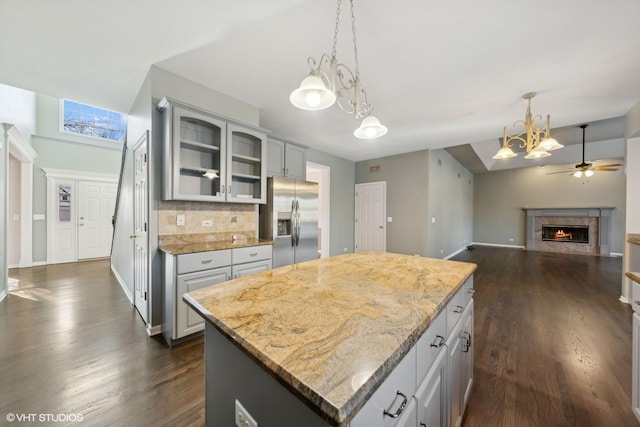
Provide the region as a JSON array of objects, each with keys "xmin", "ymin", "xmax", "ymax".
[
  {"xmin": 33, "ymin": 214, "xmax": 45, "ymax": 220},
  {"xmin": 431, "ymin": 217, "xmax": 436, "ymax": 224},
  {"xmin": 387, "ymin": 217, "xmax": 393, "ymax": 223}
]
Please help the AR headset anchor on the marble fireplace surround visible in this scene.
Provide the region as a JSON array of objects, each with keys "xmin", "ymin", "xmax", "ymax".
[{"xmin": 524, "ymin": 207, "xmax": 614, "ymax": 256}]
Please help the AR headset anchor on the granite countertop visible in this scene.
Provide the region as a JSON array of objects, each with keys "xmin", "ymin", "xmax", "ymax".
[
  {"xmin": 184, "ymin": 251, "xmax": 476, "ymax": 426},
  {"xmin": 628, "ymin": 234, "xmax": 640, "ymax": 245},
  {"xmin": 159, "ymin": 237, "xmax": 272, "ymax": 255}
]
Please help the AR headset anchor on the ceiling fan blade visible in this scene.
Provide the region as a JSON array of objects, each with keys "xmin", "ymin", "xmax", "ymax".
[
  {"xmin": 594, "ymin": 167, "xmax": 619, "ymax": 171},
  {"xmin": 546, "ymin": 170, "xmax": 573, "ymax": 175},
  {"xmin": 595, "ymin": 163, "xmax": 623, "ymax": 168}
]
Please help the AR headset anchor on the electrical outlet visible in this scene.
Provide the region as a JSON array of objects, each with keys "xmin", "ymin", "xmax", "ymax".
[
  {"xmin": 202, "ymin": 220, "xmax": 212, "ymax": 227},
  {"xmin": 235, "ymin": 400, "xmax": 257, "ymax": 427},
  {"xmin": 431, "ymin": 217, "xmax": 436, "ymax": 224},
  {"xmin": 176, "ymin": 214, "xmax": 185, "ymax": 226}
]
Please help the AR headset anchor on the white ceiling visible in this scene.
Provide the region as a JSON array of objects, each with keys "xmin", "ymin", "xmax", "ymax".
[{"xmin": 2, "ymin": 0, "xmax": 639, "ymax": 163}]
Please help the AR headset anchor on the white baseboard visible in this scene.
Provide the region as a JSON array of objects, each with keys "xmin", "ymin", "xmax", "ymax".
[
  {"xmin": 110, "ymin": 263, "xmax": 133, "ymax": 304},
  {"xmin": 8, "ymin": 263, "xmax": 19, "ymax": 269},
  {"xmin": 0, "ymin": 289, "xmax": 7, "ymax": 302},
  {"xmin": 471, "ymin": 242, "xmax": 526, "ymax": 250},
  {"xmin": 445, "ymin": 246, "xmax": 468, "ymax": 260},
  {"xmin": 610, "ymin": 252, "xmax": 623, "ymax": 257},
  {"xmin": 147, "ymin": 324, "xmax": 162, "ymax": 336},
  {"xmin": 32, "ymin": 261, "xmax": 47, "ymax": 266},
  {"xmin": 620, "ymin": 295, "xmax": 630, "ymax": 304}
]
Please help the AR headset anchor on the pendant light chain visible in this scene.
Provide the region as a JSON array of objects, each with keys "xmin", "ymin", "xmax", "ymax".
[
  {"xmin": 350, "ymin": 0, "xmax": 360, "ymax": 79},
  {"xmin": 331, "ymin": 0, "xmax": 342, "ymax": 59}
]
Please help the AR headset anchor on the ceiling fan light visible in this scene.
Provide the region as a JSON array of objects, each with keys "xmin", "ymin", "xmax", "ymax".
[
  {"xmin": 290, "ymin": 74, "xmax": 336, "ymax": 110},
  {"xmin": 492, "ymin": 146, "xmax": 517, "ymax": 159},
  {"xmin": 540, "ymin": 136, "xmax": 564, "ymax": 151},
  {"xmin": 573, "ymin": 170, "xmax": 583, "ymax": 178},
  {"xmin": 354, "ymin": 115, "xmax": 388, "ymax": 139},
  {"xmin": 585, "ymin": 169, "xmax": 594, "ymax": 177}
]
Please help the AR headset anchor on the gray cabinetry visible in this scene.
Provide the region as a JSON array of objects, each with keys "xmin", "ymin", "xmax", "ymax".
[
  {"xmin": 163, "ymin": 245, "xmax": 272, "ymax": 346},
  {"xmin": 158, "ymin": 97, "xmax": 266, "ymax": 203},
  {"xmin": 416, "ymin": 348, "xmax": 447, "ymax": 427},
  {"xmin": 267, "ymin": 138, "xmax": 306, "ymax": 180}
]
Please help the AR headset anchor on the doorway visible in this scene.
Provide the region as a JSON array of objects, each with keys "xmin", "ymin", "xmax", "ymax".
[
  {"xmin": 355, "ymin": 181, "xmax": 387, "ymax": 252},
  {"xmin": 306, "ymin": 162, "xmax": 330, "ymax": 258}
]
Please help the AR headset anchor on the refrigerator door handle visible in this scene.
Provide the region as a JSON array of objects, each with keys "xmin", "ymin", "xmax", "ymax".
[
  {"xmin": 291, "ymin": 200, "xmax": 296, "ymax": 247},
  {"xmin": 295, "ymin": 200, "xmax": 301, "ymax": 246}
]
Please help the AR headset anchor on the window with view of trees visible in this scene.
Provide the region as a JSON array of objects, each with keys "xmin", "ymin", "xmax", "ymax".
[{"xmin": 61, "ymin": 99, "xmax": 127, "ymax": 142}]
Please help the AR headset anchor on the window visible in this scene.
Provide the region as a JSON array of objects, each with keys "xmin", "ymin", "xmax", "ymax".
[{"xmin": 61, "ymin": 99, "xmax": 127, "ymax": 143}]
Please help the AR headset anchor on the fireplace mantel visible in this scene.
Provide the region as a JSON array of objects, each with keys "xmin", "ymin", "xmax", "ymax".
[{"xmin": 523, "ymin": 207, "xmax": 614, "ymax": 256}]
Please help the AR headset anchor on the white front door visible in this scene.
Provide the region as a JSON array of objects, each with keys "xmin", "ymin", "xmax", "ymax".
[
  {"xmin": 355, "ymin": 182, "xmax": 386, "ymax": 252},
  {"xmin": 133, "ymin": 132, "xmax": 149, "ymax": 323},
  {"xmin": 78, "ymin": 181, "xmax": 117, "ymax": 259}
]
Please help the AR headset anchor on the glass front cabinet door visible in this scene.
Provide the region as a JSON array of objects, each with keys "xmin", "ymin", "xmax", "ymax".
[{"xmin": 159, "ymin": 98, "xmax": 266, "ymax": 204}]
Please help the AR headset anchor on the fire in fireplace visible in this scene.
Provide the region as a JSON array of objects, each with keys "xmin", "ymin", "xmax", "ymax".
[{"xmin": 541, "ymin": 225, "xmax": 589, "ymax": 243}]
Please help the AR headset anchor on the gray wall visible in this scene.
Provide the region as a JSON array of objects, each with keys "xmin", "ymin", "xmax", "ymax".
[
  {"xmin": 356, "ymin": 150, "xmax": 430, "ymax": 256},
  {"xmin": 427, "ymin": 149, "xmax": 474, "ymax": 258},
  {"xmin": 355, "ymin": 149, "xmax": 473, "ymax": 258},
  {"xmin": 306, "ymin": 149, "xmax": 356, "ymax": 255},
  {"xmin": 473, "ymin": 164, "xmax": 626, "ymax": 253}
]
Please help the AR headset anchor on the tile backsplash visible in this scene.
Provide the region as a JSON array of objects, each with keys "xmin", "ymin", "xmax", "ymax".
[{"xmin": 159, "ymin": 201, "xmax": 258, "ymax": 239}]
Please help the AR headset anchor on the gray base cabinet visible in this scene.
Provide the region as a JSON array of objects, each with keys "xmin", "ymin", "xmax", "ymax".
[{"xmin": 163, "ymin": 245, "xmax": 272, "ymax": 346}]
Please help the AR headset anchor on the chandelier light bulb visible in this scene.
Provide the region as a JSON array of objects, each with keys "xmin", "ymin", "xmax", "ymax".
[
  {"xmin": 290, "ymin": 74, "xmax": 336, "ymax": 111},
  {"xmin": 492, "ymin": 146, "xmax": 517, "ymax": 159},
  {"xmin": 573, "ymin": 170, "xmax": 583, "ymax": 178},
  {"xmin": 354, "ymin": 115, "xmax": 388, "ymax": 139},
  {"xmin": 585, "ymin": 169, "xmax": 594, "ymax": 177},
  {"xmin": 540, "ymin": 136, "xmax": 563, "ymax": 151},
  {"xmin": 524, "ymin": 147, "xmax": 551, "ymax": 159}
]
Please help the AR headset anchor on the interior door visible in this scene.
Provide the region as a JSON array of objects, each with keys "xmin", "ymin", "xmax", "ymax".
[
  {"xmin": 355, "ymin": 182, "xmax": 386, "ymax": 252},
  {"xmin": 133, "ymin": 132, "xmax": 149, "ymax": 323},
  {"xmin": 78, "ymin": 181, "xmax": 117, "ymax": 259}
]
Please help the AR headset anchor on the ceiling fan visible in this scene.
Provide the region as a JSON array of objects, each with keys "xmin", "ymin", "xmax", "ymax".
[{"xmin": 547, "ymin": 124, "xmax": 622, "ymax": 177}]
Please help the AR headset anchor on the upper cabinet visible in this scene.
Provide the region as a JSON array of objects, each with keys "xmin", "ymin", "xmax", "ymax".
[
  {"xmin": 158, "ymin": 98, "xmax": 266, "ymax": 204},
  {"xmin": 266, "ymin": 138, "xmax": 306, "ymax": 180}
]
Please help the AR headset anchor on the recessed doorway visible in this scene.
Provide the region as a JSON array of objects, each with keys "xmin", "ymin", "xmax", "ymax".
[{"xmin": 306, "ymin": 162, "xmax": 330, "ymax": 258}]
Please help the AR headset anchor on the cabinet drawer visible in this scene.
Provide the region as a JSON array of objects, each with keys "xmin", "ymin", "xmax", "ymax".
[
  {"xmin": 232, "ymin": 245, "xmax": 272, "ymax": 264},
  {"xmin": 177, "ymin": 249, "xmax": 231, "ymax": 274},
  {"xmin": 462, "ymin": 276, "xmax": 474, "ymax": 307},
  {"xmin": 416, "ymin": 309, "xmax": 446, "ymax": 382},
  {"xmin": 633, "ymin": 281, "xmax": 640, "ymax": 313},
  {"xmin": 446, "ymin": 288, "xmax": 466, "ymax": 337},
  {"xmin": 232, "ymin": 260, "xmax": 272, "ymax": 279}
]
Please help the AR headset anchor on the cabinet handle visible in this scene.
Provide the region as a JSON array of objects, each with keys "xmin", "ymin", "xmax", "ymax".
[
  {"xmin": 430, "ymin": 335, "xmax": 445, "ymax": 348},
  {"xmin": 221, "ymin": 185, "xmax": 225, "ymax": 194},
  {"xmin": 228, "ymin": 185, "xmax": 232, "ymax": 194},
  {"xmin": 201, "ymin": 259, "xmax": 212, "ymax": 264},
  {"xmin": 420, "ymin": 422, "xmax": 428, "ymax": 427},
  {"xmin": 227, "ymin": 275, "xmax": 231, "ymax": 280},
  {"xmin": 454, "ymin": 305, "xmax": 464, "ymax": 313},
  {"xmin": 383, "ymin": 391, "xmax": 407, "ymax": 418},
  {"xmin": 286, "ymin": 168, "xmax": 289, "ymax": 175},
  {"xmin": 249, "ymin": 253, "xmax": 258, "ymax": 257},
  {"xmin": 461, "ymin": 331, "xmax": 471, "ymax": 353},
  {"xmin": 467, "ymin": 288, "xmax": 475, "ymax": 294},
  {"xmin": 635, "ymin": 301, "xmax": 640, "ymax": 305},
  {"xmin": 233, "ymin": 274, "xmax": 238, "ymax": 279}
]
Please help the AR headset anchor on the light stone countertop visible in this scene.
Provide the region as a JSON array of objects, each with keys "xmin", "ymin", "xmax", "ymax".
[
  {"xmin": 184, "ymin": 251, "xmax": 476, "ymax": 426},
  {"xmin": 629, "ymin": 234, "xmax": 640, "ymax": 245},
  {"xmin": 158, "ymin": 237, "xmax": 272, "ymax": 255}
]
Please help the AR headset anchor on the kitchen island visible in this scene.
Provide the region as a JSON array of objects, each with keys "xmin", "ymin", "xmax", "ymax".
[{"xmin": 184, "ymin": 251, "xmax": 476, "ymax": 427}]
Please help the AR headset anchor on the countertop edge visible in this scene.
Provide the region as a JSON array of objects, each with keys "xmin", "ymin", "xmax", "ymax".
[
  {"xmin": 159, "ymin": 239, "xmax": 273, "ymax": 255},
  {"xmin": 184, "ymin": 261, "xmax": 477, "ymax": 426}
]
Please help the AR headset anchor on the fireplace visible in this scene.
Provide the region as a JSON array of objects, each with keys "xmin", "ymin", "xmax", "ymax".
[
  {"xmin": 523, "ymin": 207, "xmax": 614, "ymax": 256},
  {"xmin": 542, "ymin": 225, "xmax": 589, "ymax": 243}
]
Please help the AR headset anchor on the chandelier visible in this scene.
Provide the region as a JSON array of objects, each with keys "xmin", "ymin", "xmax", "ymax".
[
  {"xmin": 493, "ymin": 92, "xmax": 563, "ymax": 160},
  {"xmin": 289, "ymin": 0, "xmax": 388, "ymax": 139}
]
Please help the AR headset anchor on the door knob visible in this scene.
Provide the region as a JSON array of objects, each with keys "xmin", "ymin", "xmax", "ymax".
[
  {"xmin": 379, "ymin": 225, "xmax": 384, "ymax": 229},
  {"xmin": 79, "ymin": 223, "xmax": 84, "ymax": 226}
]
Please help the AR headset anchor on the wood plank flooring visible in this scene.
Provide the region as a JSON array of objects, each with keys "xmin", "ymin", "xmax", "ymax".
[
  {"xmin": 0, "ymin": 247, "xmax": 636, "ymax": 426},
  {"xmin": 452, "ymin": 246, "xmax": 637, "ymax": 427}
]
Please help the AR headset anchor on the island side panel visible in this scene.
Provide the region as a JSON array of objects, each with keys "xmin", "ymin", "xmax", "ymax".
[{"xmin": 205, "ymin": 323, "xmax": 331, "ymax": 427}]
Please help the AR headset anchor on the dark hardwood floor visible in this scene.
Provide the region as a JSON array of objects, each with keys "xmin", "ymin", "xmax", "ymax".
[
  {"xmin": 452, "ymin": 247, "xmax": 637, "ymax": 427},
  {"xmin": 0, "ymin": 247, "xmax": 636, "ymax": 426},
  {"xmin": 0, "ymin": 260, "xmax": 204, "ymax": 427}
]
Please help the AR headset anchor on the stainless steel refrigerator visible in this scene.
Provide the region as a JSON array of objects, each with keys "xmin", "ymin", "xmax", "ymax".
[{"xmin": 260, "ymin": 176, "xmax": 318, "ymax": 268}]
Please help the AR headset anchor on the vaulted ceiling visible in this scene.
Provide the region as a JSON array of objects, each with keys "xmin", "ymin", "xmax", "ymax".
[{"xmin": 2, "ymin": 0, "xmax": 639, "ymax": 164}]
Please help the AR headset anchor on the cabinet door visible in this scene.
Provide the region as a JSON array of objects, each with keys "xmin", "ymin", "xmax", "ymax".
[
  {"xmin": 171, "ymin": 105, "xmax": 227, "ymax": 202},
  {"xmin": 232, "ymin": 260, "xmax": 272, "ymax": 279},
  {"xmin": 285, "ymin": 144, "xmax": 306, "ymax": 180},
  {"xmin": 267, "ymin": 138, "xmax": 285, "ymax": 177},
  {"xmin": 350, "ymin": 348, "xmax": 417, "ymax": 427},
  {"xmin": 176, "ymin": 267, "xmax": 231, "ymax": 338},
  {"xmin": 447, "ymin": 318, "xmax": 464, "ymax": 427},
  {"xmin": 633, "ymin": 313, "xmax": 640, "ymax": 421},
  {"xmin": 417, "ymin": 348, "xmax": 447, "ymax": 427},
  {"xmin": 461, "ymin": 301, "xmax": 474, "ymax": 408},
  {"xmin": 227, "ymin": 124, "xmax": 266, "ymax": 204}
]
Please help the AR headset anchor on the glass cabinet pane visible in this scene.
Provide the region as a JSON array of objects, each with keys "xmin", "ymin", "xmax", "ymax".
[{"xmin": 228, "ymin": 125, "xmax": 265, "ymax": 203}]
